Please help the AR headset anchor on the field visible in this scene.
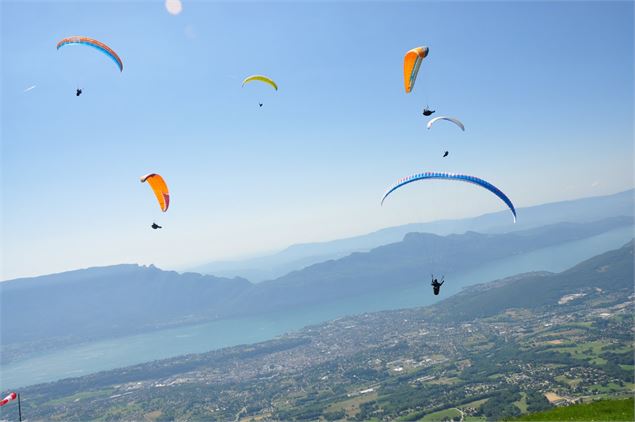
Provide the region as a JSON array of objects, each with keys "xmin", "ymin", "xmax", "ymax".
[
  {"xmin": 509, "ymin": 398, "xmax": 634, "ymax": 421},
  {"xmin": 513, "ymin": 392, "xmax": 528, "ymax": 413},
  {"xmin": 551, "ymin": 340, "xmax": 611, "ymax": 365},
  {"xmin": 421, "ymin": 407, "xmax": 462, "ymax": 421},
  {"xmin": 325, "ymin": 391, "xmax": 378, "ymax": 419}
]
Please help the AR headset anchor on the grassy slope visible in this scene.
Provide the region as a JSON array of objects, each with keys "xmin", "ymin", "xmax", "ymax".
[{"xmin": 509, "ymin": 398, "xmax": 634, "ymax": 421}]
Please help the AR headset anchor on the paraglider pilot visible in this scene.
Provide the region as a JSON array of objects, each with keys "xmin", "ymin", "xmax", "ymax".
[
  {"xmin": 151, "ymin": 222, "xmax": 162, "ymax": 230},
  {"xmin": 422, "ymin": 107, "xmax": 435, "ymax": 116},
  {"xmin": 76, "ymin": 89, "xmax": 82, "ymax": 97},
  {"xmin": 443, "ymin": 151, "xmax": 449, "ymax": 158},
  {"xmin": 431, "ymin": 275, "xmax": 444, "ymax": 295}
]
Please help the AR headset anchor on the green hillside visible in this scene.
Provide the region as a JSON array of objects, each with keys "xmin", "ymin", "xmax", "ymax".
[
  {"xmin": 425, "ymin": 240, "xmax": 634, "ymax": 322},
  {"xmin": 510, "ymin": 397, "xmax": 634, "ymax": 421}
]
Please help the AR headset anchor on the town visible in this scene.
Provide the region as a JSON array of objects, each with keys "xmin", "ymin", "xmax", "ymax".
[{"xmin": 14, "ymin": 281, "xmax": 634, "ymax": 421}]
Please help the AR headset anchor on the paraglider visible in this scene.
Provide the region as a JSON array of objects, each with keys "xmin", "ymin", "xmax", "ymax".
[
  {"xmin": 443, "ymin": 151, "xmax": 449, "ymax": 158},
  {"xmin": 381, "ymin": 172, "xmax": 517, "ymax": 222},
  {"xmin": 242, "ymin": 75, "xmax": 277, "ymax": 107},
  {"xmin": 403, "ymin": 46, "xmax": 429, "ymax": 93},
  {"xmin": 427, "ymin": 116, "xmax": 465, "ymax": 131},
  {"xmin": 431, "ymin": 275, "xmax": 444, "ymax": 295},
  {"xmin": 0, "ymin": 392, "xmax": 17, "ymax": 407},
  {"xmin": 422, "ymin": 107, "xmax": 435, "ymax": 116},
  {"xmin": 141, "ymin": 173, "xmax": 169, "ymax": 229},
  {"xmin": 76, "ymin": 88, "xmax": 82, "ymax": 97},
  {"xmin": 140, "ymin": 173, "xmax": 170, "ymax": 212},
  {"xmin": 57, "ymin": 36, "xmax": 123, "ymax": 72},
  {"xmin": 242, "ymin": 75, "xmax": 278, "ymax": 91}
]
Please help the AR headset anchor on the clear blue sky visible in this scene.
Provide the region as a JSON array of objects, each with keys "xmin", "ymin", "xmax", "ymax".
[{"xmin": 1, "ymin": 1, "xmax": 633, "ymax": 280}]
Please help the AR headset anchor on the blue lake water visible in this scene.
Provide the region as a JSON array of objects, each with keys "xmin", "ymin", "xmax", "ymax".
[{"xmin": 1, "ymin": 226, "xmax": 632, "ymax": 389}]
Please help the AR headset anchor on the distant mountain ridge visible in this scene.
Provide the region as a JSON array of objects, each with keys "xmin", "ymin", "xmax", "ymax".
[
  {"xmin": 239, "ymin": 217, "xmax": 633, "ymax": 313},
  {"xmin": 1, "ymin": 217, "xmax": 631, "ymax": 363},
  {"xmin": 192, "ymin": 189, "xmax": 634, "ymax": 281},
  {"xmin": 1, "ymin": 267, "xmax": 250, "ymax": 362}
]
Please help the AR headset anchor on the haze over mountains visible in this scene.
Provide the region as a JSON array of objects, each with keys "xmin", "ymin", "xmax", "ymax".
[
  {"xmin": 1, "ymin": 215, "xmax": 632, "ymax": 364},
  {"xmin": 192, "ymin": 189, "xmax": 634, "ymax": 281}
]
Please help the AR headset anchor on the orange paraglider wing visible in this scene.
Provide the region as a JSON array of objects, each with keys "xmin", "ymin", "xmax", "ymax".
[
  {"xmin": 140, "ymin": 173, "xmax": 169, "ymax": 212},
  {"xmin": 403, "ymin": 46, "xmax": 429, "ymax": 93}
]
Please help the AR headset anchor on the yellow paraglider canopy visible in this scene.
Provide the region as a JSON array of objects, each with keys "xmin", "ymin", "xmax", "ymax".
[
  {"xmin": 403, "ymin": 46, "xmax": 429, "ymax": 93},
  {"xmin": 242, "ymin": 75, "xmax": 278, "ymax": 91},
  {"xmin": 140, "ymin": 173, "xmax": 170, "ymax": 212}
]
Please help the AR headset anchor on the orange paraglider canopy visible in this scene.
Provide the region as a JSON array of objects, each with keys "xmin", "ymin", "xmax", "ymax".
[
  {"xmin": 404, "ymin": 46, "xmax": 429, "ymax": 93},
  {"xmin": 140, "ymin": 173, "xmax": 169, "ymax": 212}
]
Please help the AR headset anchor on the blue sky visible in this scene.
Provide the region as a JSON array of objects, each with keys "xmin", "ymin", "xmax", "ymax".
[{"xmin": 1, "ymin": 1, "xmax": 633, "ymax": 280}]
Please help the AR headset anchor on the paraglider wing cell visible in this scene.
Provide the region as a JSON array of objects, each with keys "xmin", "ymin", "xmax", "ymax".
[
  {"xmin": 140, "ymin": 173, "xmax": 170, "ymax": 212},
  {"xmin": 57, "ymin": 36, "xmax": 123, "ymax": 72},
  {"xmin": 403, "ymin": 46, "xmax": 429, "ymax": 93},
  {"xmin": 380, "ymin": 172, "xmax": 516, "ymax": 222},
  {"xmin": 242, "ymin": 75, "xmax": 278, "ymax": 91},
  {"xmin": 427, "ymin": 116, "xmax": 465, "ymax": 131}
]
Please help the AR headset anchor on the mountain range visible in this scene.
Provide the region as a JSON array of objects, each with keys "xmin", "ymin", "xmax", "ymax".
[
  {"xmin": 1, "ymin": 216, "xmax": 631, "ymax": 362},
  {"xmin": 192, "ymin": 189, "xmax": 634, "ymax": 281}
]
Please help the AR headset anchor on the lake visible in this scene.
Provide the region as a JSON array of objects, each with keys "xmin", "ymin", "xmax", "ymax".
[{"xmin": 1, "ymin": 225, "xmax": 632, "ymax": 389}]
